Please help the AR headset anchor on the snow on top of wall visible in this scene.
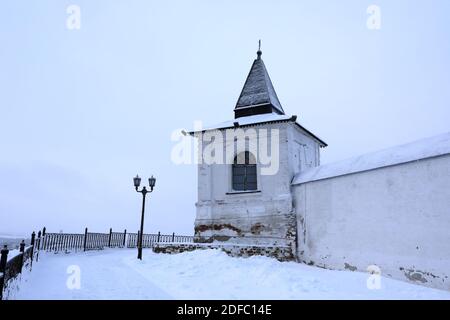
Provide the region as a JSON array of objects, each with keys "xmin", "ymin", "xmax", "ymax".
[
  {"xmin": 292, "ymin": 131, "xmax": 450, "ymax": 185},
  {"xmin": 6, "ymin": 248, "xmax": 21, "ymax": 260}
]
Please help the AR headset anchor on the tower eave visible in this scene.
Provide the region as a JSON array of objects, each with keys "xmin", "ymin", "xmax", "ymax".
[{"xmin": 234, "ymin": 103, "xmax": 284, "ymax": 118}]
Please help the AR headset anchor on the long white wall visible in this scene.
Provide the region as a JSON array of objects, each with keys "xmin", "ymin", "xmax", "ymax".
[{"xmin": 293, "ymin": 153, "xmax": 450, "ymax": 290}]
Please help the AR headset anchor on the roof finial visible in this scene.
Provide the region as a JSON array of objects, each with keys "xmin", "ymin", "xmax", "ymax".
[{"xmin": 257, "ymin": 39, "xmax": 262, "ymax": 59}]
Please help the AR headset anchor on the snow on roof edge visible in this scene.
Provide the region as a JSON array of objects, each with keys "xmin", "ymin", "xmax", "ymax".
[
  {"xmin": 188, "ymin": 113, "xmax": 292, "ymax": 133},
  {"xmin": 292, "ymin": 131, "xmax": 450, "ymax": 185},
  {"xmin": 187, "ymin": 113, "xmax": 327, "ymax": 146}
]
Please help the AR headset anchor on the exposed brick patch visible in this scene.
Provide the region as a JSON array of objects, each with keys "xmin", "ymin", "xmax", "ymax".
[
  {"xmin": 194, "ymin": 223, "xmax": 242, "ymax": 235},
  {"xmin": 250, "ymin": 223, "xmax": 265, "ymax": 235},
  {"xmin": 153, "ymin": 243, "xmax": 295, "ymax": 262}
]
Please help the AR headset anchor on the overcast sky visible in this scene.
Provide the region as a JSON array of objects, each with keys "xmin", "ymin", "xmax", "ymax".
[{"xmin": 1, "ymin": 0, "xmax": 449, "ymax": 237}]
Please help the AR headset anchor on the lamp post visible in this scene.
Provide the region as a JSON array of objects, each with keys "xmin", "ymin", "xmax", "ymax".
[{"xmin": 133, "ymin": 174, "xmax": 156, "ymax": 260}]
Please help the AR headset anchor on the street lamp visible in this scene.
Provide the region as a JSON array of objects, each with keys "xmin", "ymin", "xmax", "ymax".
[{"xmin": 133, "ymin": 174, "xmax": 156, "ymax": 260}]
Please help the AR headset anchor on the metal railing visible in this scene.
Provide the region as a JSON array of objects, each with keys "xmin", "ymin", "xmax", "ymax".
[
  {"xmin": 1, "ymin": 227, "xmax": 193, "ymax": 300},
  {"xmin": 127, "ymin": 232, "xmax": 194, "ymax": 248},
  {"xmin": 0, "ymin": 235, "xmax": 36, "ymax": 300}
]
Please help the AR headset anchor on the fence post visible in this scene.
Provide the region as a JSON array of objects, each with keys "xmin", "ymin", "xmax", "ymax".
[
  {"xmin": 108, "ymin": 228, "xmax": 112, "ymax": 248},
  {"xmin": 42, "ymin": 227, "xmax": 46, "ymax": 250},
  {"xmin": 19, "ymin": 240, "xmax": 25, "ymax": 272},
  {"xmin": 157, "ymin": 231, "xmax": 161, "ymax": 243},
  {"xmin": 172, "ymin": 232, "xmax": 175, "ymax": 242},
  {"xmin": 30, "ymin": 231, "xmax": 36, "ymax": 246},
  {"xmin": 0, "ymin": 245, "xmax": 9, "ymax": 301},
  {"xmin": 123, "ymin": 229, "xmax": 127, "ymax": 247},
  {"xmin": 1, "ymin": 245, "xmax": 9, "ymax": 272},
  {"xmin": 30, "ymin": 231, "xmax": 36, "ymax": 264},
  {"xmin": 83, "ymin": 227, "xmax": 88, "ymax": 252},
  {"xmin": 36, "ymin": 231, "xmax": 42, "ymax": 261},
  {"xmin": 37, "ymin": 231, "xmax": 42, "ymax": 250}
]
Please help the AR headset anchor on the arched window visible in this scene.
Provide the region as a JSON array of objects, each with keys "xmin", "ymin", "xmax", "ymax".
[{"xmin": 232, "ymin": 151, "xmax": 257, "ymax": 191}]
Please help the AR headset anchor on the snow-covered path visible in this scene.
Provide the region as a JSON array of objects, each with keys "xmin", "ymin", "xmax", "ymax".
[
  {"xmin": 12, "ymin": 249, "xmax": 450, "ymax": 300},
  {"xmin": 13, "ymin": 249, "xmax": 172, "ymax": 299}
]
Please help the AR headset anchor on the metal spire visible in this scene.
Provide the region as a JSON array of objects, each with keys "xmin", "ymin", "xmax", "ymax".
[{"xmin": 257, "ymin": 39, "xmax": 262, "ymax": 59}]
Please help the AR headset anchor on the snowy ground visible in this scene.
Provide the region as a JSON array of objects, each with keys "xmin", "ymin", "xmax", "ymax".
[{"xmin": 11, "ymin": 249, "xmax": 450, "ymax": 300}]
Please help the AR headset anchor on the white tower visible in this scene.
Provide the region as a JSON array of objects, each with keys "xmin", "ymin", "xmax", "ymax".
[{"xmin": 188, "ymin": 46, "xmax": 326, "ymax": 256}]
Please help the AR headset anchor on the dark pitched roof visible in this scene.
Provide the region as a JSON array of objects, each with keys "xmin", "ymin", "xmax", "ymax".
[{"xmin": 234, "ymin": 49, "xmax": 284, "ymax": 118}]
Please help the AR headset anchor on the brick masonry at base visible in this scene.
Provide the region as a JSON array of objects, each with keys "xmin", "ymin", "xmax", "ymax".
[{"xmin": 152, "ymin": 242, "xmax": 295, "ymax": 262}]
